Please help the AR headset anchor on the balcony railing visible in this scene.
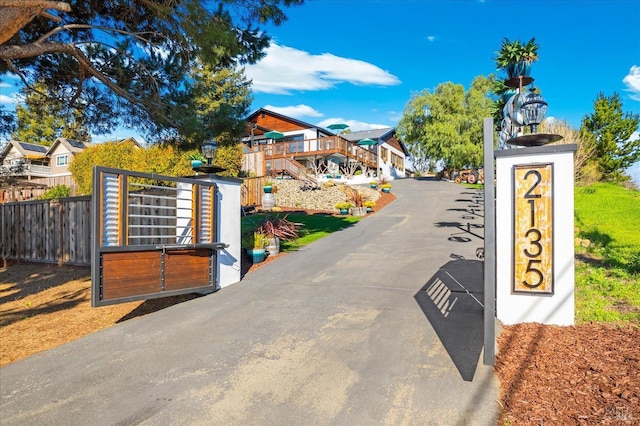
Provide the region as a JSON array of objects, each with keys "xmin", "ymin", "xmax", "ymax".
[
  {"xmin": 0, "ymin": 162, "xmax": 52, "ymax": 177},
  {"xmin": 247, "ymin": 136, "xmax": 378, "ymax": 168}
]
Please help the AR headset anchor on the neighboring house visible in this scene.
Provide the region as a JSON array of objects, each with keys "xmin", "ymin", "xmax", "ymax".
[
  {"xmin": 240, "ymin": 108, "xmax": 407, "ymax": 180},
  {"xmin": 0, "ymin": 140, "xmax": 49, "ymax": 178},
  {"xmin": 343, "ymin": 128, "xmax": 409, "ymax": 179},
  {"xmin": 46, "ymin": 137, "xmax": 90, "ymax": 177}
]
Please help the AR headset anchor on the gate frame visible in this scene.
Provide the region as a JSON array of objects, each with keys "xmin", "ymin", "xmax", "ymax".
[{"xmin": 91, "ymin": 166, "xmax": 227, "ymax": 307}]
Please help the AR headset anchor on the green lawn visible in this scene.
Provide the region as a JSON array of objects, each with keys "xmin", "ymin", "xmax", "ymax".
[
  {"xmin": 242, "ymin": 212, "xmax": 363, "ymax": 251},
  {"xmin": 574, "ymin": 183, "xmax": 640, "ymax": 324}
]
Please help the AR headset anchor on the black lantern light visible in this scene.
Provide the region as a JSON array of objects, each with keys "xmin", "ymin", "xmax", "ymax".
[
  {"xmin": 518, "ymin": 89, "xmax": 548, "ymax": 133},
  {"xmin": 201, "ymin": 138, "xmax": 217, "ymax": 165},
  {"xmin": 192, "ymin": 137, "xmax": 226, "ymax": 174}
]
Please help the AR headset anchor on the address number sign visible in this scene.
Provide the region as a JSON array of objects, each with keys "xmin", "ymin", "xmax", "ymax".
[{"xmin": 513, "ymin": 163, "xmax": 553, "ymax": 294}]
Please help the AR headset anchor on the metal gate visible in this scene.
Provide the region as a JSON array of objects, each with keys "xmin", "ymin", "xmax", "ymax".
[{"xmin": 91, "ymin": 167, "xmax": 227, "ymax": 307}]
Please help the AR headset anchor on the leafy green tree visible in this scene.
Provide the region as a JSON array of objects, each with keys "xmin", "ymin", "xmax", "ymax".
[
  {"xmin": 12, "ymin": 81, "xmax": 90, "ymax": 145},
  {"xmin": 0, "ymin": 0, "xmax": 303, "ymax": 140},
  {"xmin": 397, "ymin": 76, "xmax": 494, "ymax": 171},
  {"xmin": 69, "ymin": 140, "xmax": 244, "ymax": 194},
  {"xmin": 580, "ymin": 92, "xmax": 640, "ymax": 181}
]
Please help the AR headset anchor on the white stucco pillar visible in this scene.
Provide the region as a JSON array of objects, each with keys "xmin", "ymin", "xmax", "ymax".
[{"xmin": 495, "ymin": 144, "xmax": 576, "ymax": 326}]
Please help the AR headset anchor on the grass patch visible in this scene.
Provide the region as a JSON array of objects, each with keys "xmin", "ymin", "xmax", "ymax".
[
  {"xmin": 242, "ymin": 212, "xmax": 362, "ymax": 251},
  {"xmin": 574, "ymin": 183, "xmax": 640, "ymax": 324}
]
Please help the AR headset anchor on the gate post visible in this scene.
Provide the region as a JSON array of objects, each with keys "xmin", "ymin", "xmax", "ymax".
[
  {"xmin": 195, "ymin": 175, "xmax": 242, "ymax": 288},
  {"xmin": 495, "ymin": 145, "xmax": 577, "ymax": 326}
]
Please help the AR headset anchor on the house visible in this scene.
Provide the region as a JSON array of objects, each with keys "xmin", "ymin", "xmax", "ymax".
[
  {"xmin": 343, "ymin": 128, "xmax": 409, "ymax": 179},
  {"xmin": 240, "ymin": 108, "xmax": 408, "ymax": 181}
]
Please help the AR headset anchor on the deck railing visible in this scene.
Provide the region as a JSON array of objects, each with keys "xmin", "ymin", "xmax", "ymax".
[{"xmin": 247, "ymin": 136, "xmax": 378, "ymax": 168}]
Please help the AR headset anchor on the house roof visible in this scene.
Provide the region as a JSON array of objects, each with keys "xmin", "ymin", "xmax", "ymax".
[
  {"xmin": 1, "ymin": 140, "xmax": 48, "ymax": 160},
  {"xmin": 342, "ymin": 128, "xmax": 395, "ymax": 142},
  {"xmin": 245, "ymin": 108, "xmax": 336, "ymax": 137},
  {"xmin": 46, "ymin": 137, "xmax": 90, "ymax": 156}
]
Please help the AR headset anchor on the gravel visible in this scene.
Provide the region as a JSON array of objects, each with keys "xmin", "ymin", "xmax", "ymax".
[{"xmin": 268, "ymin": 180, "xmax": 380, "ymax": 211}]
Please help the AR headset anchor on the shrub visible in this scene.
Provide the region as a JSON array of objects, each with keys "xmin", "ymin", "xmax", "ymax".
[{"xmin": 38, "ymin": 185, "xmax": 71, "ymax": 200}]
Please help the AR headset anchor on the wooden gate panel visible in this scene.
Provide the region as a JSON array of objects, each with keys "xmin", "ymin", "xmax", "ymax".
[
  {"xmin": 101, "ymin": 251, "xmax": 162, "ymax": 300},
  {"xmin": 164, "ymin": 249, "xmax": 212, "ymax": 291}
]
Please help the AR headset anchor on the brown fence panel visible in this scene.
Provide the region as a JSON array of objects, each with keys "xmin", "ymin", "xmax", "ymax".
[
  {"xmin": 0, "ymin": 196, "xmax": 91, "ymax": 265},
  {"xmin": 241, "ymin": 176, "xmax": 266, "ymax": 207}
]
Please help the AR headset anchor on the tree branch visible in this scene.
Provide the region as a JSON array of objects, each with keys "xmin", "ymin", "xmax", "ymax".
[{"xmin": 0, "ymin": 41, "xmax": 177, "ymax": 128}]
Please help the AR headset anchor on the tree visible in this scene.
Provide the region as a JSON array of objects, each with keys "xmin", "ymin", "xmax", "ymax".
[
  {"xmin": 168, "ymin": 63, "xmax": 253, "ymax": 147},
  {"xmin": 580, "ymin": 92, "xmax": 640, "ymax": 181},
  {"xmin": 539, "ymin": 119, "xmax": 598, "ymax": 183},
  {"xmin": 12, "ymin": 80, "xmax": 90, "ymax": 144},
  {"xmin": 0, "ymin": 0, "xmax": 303, "ymax": 140},
  {"xmin": 397, "ymin": 76, "xmax": 494, "ymax": 171},
  {"xmin": 0, "ymin": 105, "xmax": 15, "ymax": 139}
]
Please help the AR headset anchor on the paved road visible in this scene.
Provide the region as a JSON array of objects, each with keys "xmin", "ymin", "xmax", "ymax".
[{"xmin": 0, "ymin": 178, "xmax": 498, "ymax": 425}]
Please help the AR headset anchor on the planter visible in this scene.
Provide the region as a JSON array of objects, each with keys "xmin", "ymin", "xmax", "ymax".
[
  {"xmin": 263, "ymin": 186, "xmax": 273, "ymax": 193},
  {"xmin": 506, "ymin": 61, "xmax": 532, "ymax": 79},
  {"xmin": 351, "ymin": 207, "xmax": 366, "ymax": 217},
  {"xmin": 191, "ymin": 160, "xmax": 203, "ymax": 168},
  {"xmin": 382, "ymin": 187, "xmax": 390, "ymax": 193},
  {"xmin": 247, "ymin": 248, "xmax": 266, "ymax": 264},
  {"xmin": 262, "ymin": 193, "xmax": 276, "ymax": 210},
  {"xmin": 366, "ymin": 207, "xmax": 373, "ymax": 213},
  {"xmin": 266, "ymin": 236, "xmax": 280, "ymax": 256},
  {"xmin": 339, "ymin": 208, "xmax": 349, "ymax": 215},
  {"xmin": 370, "ymin": 183, "xmax": 377, "ymax": 189}
]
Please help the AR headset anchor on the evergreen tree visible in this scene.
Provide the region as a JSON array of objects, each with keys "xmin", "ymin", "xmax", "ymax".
[
  {"xmin": 0, "ymin": 1, "xmax": 303, "ymax": 140},
  {"xmin": 581, "ymin": 92, "xmax": 640, "ymax": 181}
]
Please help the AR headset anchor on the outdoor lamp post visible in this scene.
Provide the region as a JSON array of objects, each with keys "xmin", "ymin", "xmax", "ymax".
[
  {"xmin": 519, "ymin": 90, "xmax": 548, "ymax": 133},
  {"xmin": 193, "ymin": 137, "xmax": 226, "ymax": 174},
  {"xmin": 201, "ymin": 138, "xmax": 217, "ymax": 165}
]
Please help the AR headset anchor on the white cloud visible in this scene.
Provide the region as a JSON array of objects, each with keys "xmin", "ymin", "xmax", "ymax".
[
  {"xmin": 623, "ymin": 65, "xmax": 640, "ymax": 101},
  {"xmin": 427, "ymin": 36, "xmax": 436, "ymax": 42},
  {"xmin": 0, "ymin": 94, "xmax": 17, "ymax": 105},
  {"xmin": 263, "ymin": 104, "xmax": 323, "ymax": 118},
  {"xmin": 317, "ymin": 117, "xmax": 390, "ymax": 132},
  {"xmin": 245, "ymin": 44, "xmax": 401, "ymax": 94}
]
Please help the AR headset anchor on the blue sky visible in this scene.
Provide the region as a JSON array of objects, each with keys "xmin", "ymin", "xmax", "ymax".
[{"xmin": 1, "ymin": 0, "xmax": 639, "ymax": 179}]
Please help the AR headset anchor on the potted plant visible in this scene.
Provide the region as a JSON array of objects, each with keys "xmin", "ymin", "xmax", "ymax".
[
  {"xmin": 335, "ymin": 202, "xmax": 352, "ymax": 215},
  {"xmin": 369, "ymin": 181, "xmax": 378, "ymax": 189},
  {"xmin": 364, "ymin": 200, "xmax": 376, "ymax": 213},
  {"xmin": 263, "ymin": 180, "xmax": 273, "ymax": 193},
  {"xmin": 256, "ymin": 214, "xmax": 301, "ymax": 256},
  {"xmin": 344, "ymin": 186, "xmax": 367, "ymax": 216},
  {"xmin": 188, "ymin": 152, "xmax": 206, "ymax": 168},
  {"xmin": 242, "ymin": 231, "xmax": 268, "ymax": 263},
  {"xmin": 495, "ymin": 37, "xmax": 539, "ymax": 79},
  {"xmin": 380, "ymin": 183, "xmax": 392, "ymax": 193}
]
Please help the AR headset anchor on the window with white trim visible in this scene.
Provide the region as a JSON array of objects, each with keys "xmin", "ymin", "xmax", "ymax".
[{"xmin": 56, "ymin": 155, "xmax": 68, "ymax": 166}]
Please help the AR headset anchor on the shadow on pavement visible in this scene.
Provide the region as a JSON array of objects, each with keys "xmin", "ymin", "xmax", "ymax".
[{"xmin": 414, "ymin": 259, "xmax": 484, "ymax": 381}]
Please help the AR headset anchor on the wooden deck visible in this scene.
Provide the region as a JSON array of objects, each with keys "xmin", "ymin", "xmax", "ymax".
[{"xmin": 246, "ymin": 136, "xmax": 378, "ymax": 169}]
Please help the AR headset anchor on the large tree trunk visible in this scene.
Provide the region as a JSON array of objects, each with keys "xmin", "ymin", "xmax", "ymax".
[{"xmin": 0, "ymin": 1, "xmax": 71, "ymax": 45}]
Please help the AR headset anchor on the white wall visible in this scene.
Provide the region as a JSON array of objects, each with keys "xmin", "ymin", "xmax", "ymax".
[
  {"xmin": 195, "ymin": 175, "xmax": 242, "ymax": 289},
  {"xmin": 495, "ymin": 145, "xmax": 576, "ymax": 326}
]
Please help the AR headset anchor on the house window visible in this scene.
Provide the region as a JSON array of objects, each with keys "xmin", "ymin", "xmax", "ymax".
[
  {"xmin": 380, "ymin": 147, "xmax": 388, "ymax": 162},
  {"xmin": 391, "ymin": 153, "xmax": 404, "ymax": 170},
  {"xmin": 56, "ymin": 155, "xmax": 68, "ymax": 166}
]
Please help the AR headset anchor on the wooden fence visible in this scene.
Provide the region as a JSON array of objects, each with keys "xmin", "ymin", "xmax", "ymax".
[{"xmin": 1, "ymin": 196, "xmax": 92, "ymax": 266}]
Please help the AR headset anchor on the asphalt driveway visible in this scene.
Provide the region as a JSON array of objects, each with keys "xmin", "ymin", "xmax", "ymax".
[{"xmin": 0, "ymin": 177, "xmax": 498, "ymax": 425}]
